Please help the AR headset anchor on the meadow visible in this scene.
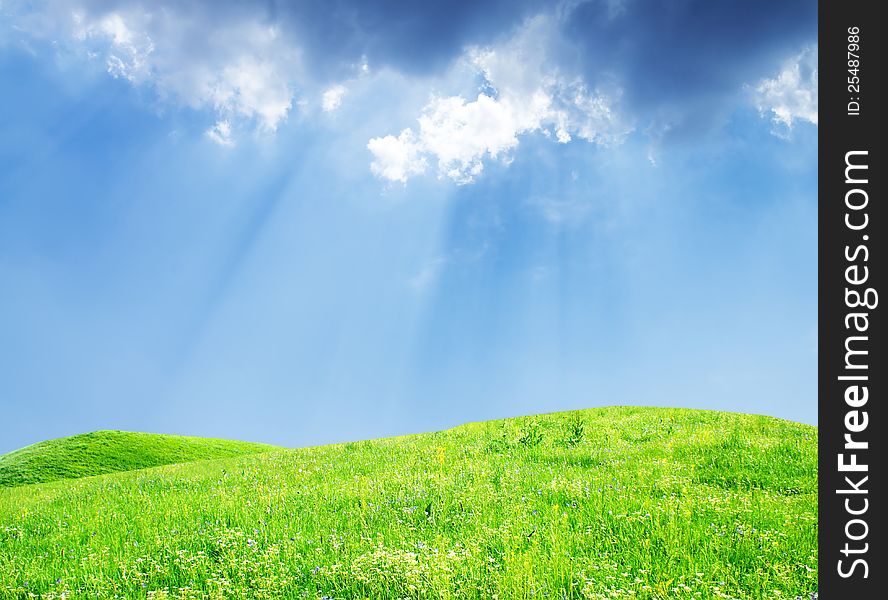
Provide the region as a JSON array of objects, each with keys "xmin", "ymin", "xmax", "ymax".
[
  {"xmin": 0, "ymin": 407, "xmax": 817, "ymax": 599},
  {"xmin": 0, "ymin": 431, "xmax": 276, "ymax": 488}
]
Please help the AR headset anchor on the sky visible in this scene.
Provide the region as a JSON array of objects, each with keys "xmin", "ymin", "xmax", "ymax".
[{"xmin": 0, "ymin": 0, "xmax": 818, "ymax": 454}]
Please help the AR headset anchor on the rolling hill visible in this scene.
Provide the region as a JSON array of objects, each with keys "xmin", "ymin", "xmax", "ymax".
[
  {"xmin": 0, "ymin": 430, "xmax": 277, "ymax": 487},
  {"xmin": 0, "ymin": 407, "xmax": 817, "ymax": 599}
]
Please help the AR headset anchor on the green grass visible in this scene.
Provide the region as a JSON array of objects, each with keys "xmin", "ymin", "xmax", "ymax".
[
  {"xmin": 0, "ymin": 407, "xmax": 817, "ymax": 599},
  {"xmin": 0, "ymin": 430, "xmax": 277, "ymax": 488}
]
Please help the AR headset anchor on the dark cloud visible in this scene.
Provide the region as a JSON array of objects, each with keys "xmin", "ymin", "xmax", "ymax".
[
  {"xmin": 266, "ymin": 0, "xmax": 541, "ymax": 77},
  {"xmin": 266, "ymin": 0, "xmax": 816, "ymax": 138},
  {"xmin": 61, "ymin": 0, "xmax": 541, "ymax": 77},
  {"xmin": 60, "ymin": 1, "xmax": 816, "ymax": 87},
  {"xmin": 561, "ymin": 0, "xmax": 817, "ymax": 138},
  {"xmin": 27, "ymin": 0, "xmax": 815, "ymax": 141}
]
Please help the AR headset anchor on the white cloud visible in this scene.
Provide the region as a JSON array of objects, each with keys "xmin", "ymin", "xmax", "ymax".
[
  {"xmin": 753, "ymin": 46, "xmax": 818, "ymax": 132},
  {"xmin": 366, "ymin": 129, "xmax": 427, "ymax": 183},
  {"xmin": 209, "ymin": 56, "xmax": 293, "ymax": 131},
  {"xmin": 368, "ymin": 16, "xmax": 632, "ymax": 184},
  {"xmin": 16, "ymin": 2, "xmax": 300, "ymax": 141},
  {"xmin": 415, "ymin": 93, "xmax": 530, "ymax": 183},
  {"xmin": 321, "ymin": 84, "xmax": 347, "ymax": 112},
  {"xmin": 73, "ymin": 11, "xmax": 154, "ymax": 83},
  {"xmin": 12, "ymin": 3, "xmax": 631, "ymax": 164},
  {"xmin": 205, "ymin": 119, "xmax": 234, "ymax": 147}
]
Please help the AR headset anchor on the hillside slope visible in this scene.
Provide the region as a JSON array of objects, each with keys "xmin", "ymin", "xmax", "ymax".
[
  {"xmin": 0, "ymin": 407, "xmax": 817, "ymax": 599},
  {"xmin": 0, "ymin": 430, "xmax": 277, "ymax": 487}
]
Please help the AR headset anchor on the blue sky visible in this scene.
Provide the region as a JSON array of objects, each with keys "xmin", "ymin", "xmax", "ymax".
[{"xmin": 0, "ymin": 0, "xmax": 817, "ymax": 453}]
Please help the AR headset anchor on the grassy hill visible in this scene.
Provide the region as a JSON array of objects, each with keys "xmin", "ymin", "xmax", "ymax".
[
  {"xmin": 0, "ymin": 407, "xmax": 817, "ymax": 599},
  {"xmin": 0, "ymin": 430, "xmax": 277, "ymax": 487}
]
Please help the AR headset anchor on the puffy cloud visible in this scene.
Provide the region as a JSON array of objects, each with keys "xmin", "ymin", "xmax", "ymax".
[
  {"xmin": 366, "ymin": 129, "xmax": 427, "ymax": 183},
  {"xmin": 368, "ymin": 16, "xmax": 631, "ymax": 184},
  {"xmin": 11, "ymin": 1, "xmax": 299, "ymax": 139},
  {"xmin": 205, "ymin": 120, "xmax": 235, "ymax": 147},
  {"xmin": 414, "ymin": 93, "xmax": 528, "ymax": 182},
  {"xmin": 753, "ymin": 46, "xmax": 817, "ymax": 131},
  {"xmin": 4, "ymin": 0, "xmax": 541, "ymax": 128},
  {"xmin": 6, "ymin": 0, "xmax": 817, "ymax": 158},
  {"xmin": 207, "ymin": 55, "xmax": 293, "ymax": 131},
  {"xmin": 321, "ymin": 84, "xmax": 347, "ymax": 112},
  {"xmin": 73, "ymin": 11, "xmax": 155, "ymax": 83}
]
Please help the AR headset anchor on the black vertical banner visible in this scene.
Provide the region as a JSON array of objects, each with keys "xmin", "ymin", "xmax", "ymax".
[{"xmin": 819, "ymin": 0, "xmax": 885, "ymax": 596}]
